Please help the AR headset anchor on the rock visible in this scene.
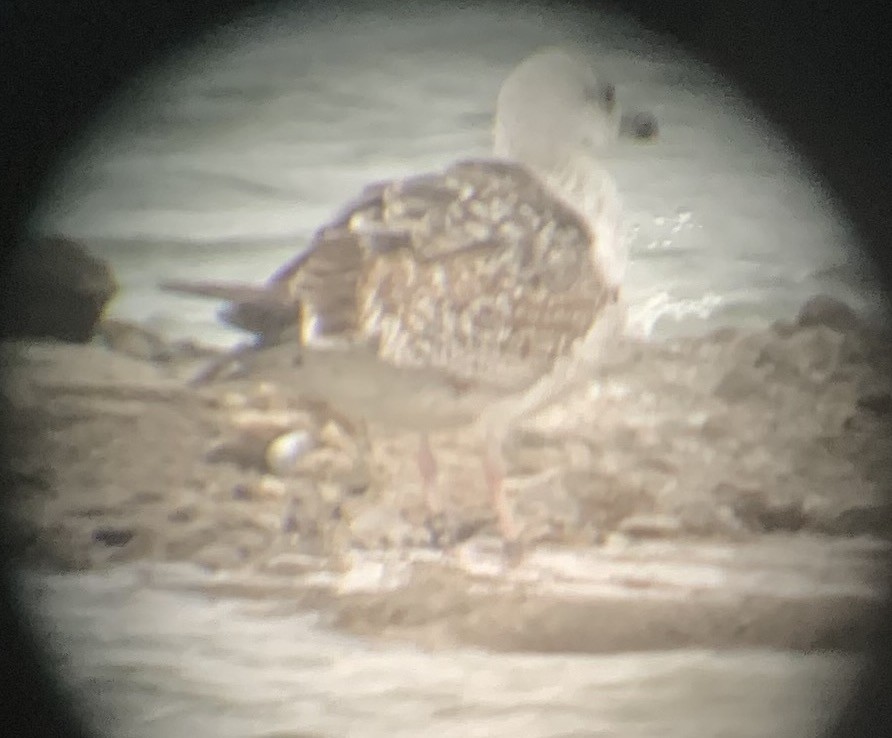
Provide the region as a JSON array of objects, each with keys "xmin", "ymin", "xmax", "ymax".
[
  {"xmin": 796, "ymin": 295, "xmax": 860, "ymax": 334},
  {"xmin": 96, "ymin": 319, "xmax": 174, "ymax": 363},
  {"xmin": 256, "ymin": 474, "xmax": 289, "ymax": 499},
  {"xmin": 229, "ymin": 409, "xmax": 313, "ymax": 434},
  {"xmin": 0, "ymin": 237, "xmax": 117, "ymax": 342},
  {"xmin": 770, "ymin": 319, "xmax": 797, "ymax": 338},
  {"xmin": 856, "ymin": 391, "xmax": 892, "ymax": 416},
  {"xmin": 714, "ymin": 483, "xmax": 806, "ymax": 533},
  {"xmin": 812, "ymin": 503, "xmax": 892, "ymax": 538},
  {"xmin": 616, "ymin": 514, "xmax": 684, "ymax": 539},
  {"xmin": 208, "ymin": 410, "xmax": 317, "ymax": 471},
  {"xmin": 348, "ymin": 506, "xmax": 424, "ymax": 548},
  {"xmin": 205, "ymin": 435, "xmax": 271, "ymax": 470},
  {"xmin": 261, "ymin": 551, "xmax": 322, "ymax": 577},
  {"xmin": 91, "ymin": 526, "xmax": 135, "ymax": 547},
  {"xmin": 279, "ymin": 494, "xmax": 329, "ymax": 552},
  {"xmin": 713, "ymin": 365, "xmax": 765, "ymax": 403},
  {"xmin": 167, "ymin": 339, "xmax": 223, "ymax": 361},
  {"xmin": 266, "ymin": 430, "xmax": 317, "ymax": 475},
  {"xmin": 513, "ymin": 470, "xmax": 582, "ymax": 543},
  {"xmin": 194, "ymin": 543, "xmax": 249, "ymax": 571},
  {"xmin": 755, "ymin": 326, "xmax": 845, "ymax": 380},
  {"xmin": 705, "ymin": 325, "xmax": 742, "ymax": 343}
]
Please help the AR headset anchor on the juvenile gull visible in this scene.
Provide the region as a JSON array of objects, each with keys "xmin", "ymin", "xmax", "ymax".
[{"xmin": 161, "ymin": 47, "xmax": 658, "ymax": 549}]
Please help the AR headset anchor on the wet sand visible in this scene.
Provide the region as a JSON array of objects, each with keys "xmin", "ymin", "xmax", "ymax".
[{"xmin": 2, "ymin": 298, "xmax": 890, "ymax": 653}]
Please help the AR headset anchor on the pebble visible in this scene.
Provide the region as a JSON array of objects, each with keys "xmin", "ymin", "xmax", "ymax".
[
  {"xmin": 220, "ymin": 392, "xmax": 249, "ymax": 409},
  {"xmin": 266, "ymin": 429, "xmax": 317, "ymax": 475},
  {"xmin": 319, "ymin": 420, "xmax": 361, "ymax": 455},
  {"xmin": 796, "ymin": 294, "xmax": 860, "ymax": 333},
  {"xmin": 348, "ymin": 507, "xmax": 421, "ymax": 549},
  {"xmin": 616, "ymin": 514, "xmax": 684, "ymax": 539},
  {"xmin": 256, "ymin": 475, "xmax": 289, "ymax": 499},
  {"xmin": 91, "ymin": 526, "xmax": 135, "ymax": 547},
  {"xmin": 229, "ymin": 409, "xmax": 312, "ymax": 434}
]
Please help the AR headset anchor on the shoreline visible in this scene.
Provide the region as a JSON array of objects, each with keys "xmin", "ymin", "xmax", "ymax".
[{"xmin": 2, "ymin": 295, "xmax": 891, "ymax": 654}]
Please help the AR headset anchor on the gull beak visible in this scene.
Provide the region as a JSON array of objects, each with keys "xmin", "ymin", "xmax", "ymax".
[{"xmin": 618, "ymin": 110, "xmax": 659, "ymax": 142}]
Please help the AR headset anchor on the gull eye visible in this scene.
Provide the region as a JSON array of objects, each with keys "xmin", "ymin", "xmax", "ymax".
[{"xmin": 586, "ymin": 81, "xmax": 616, "ymax": 111}]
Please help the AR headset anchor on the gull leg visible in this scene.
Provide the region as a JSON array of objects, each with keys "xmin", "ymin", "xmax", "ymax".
[
  {"xmin": 477, "ymin": 300, "xmax": 627, "ymax": 553},
  {"xmin": 417, "ymin": 432, "xmax": 448, "ymax": 546},
  {"xmin": 483, "ymin": 425, "xmax": 522, "ymax": 562},
  {"xmin": 417, "ymin": 432, "xmax": 439, "ymax": 514}
]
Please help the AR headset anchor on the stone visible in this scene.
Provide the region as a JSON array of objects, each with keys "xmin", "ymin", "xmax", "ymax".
[
  {"xmin": 796, "ymin": 294, "xmax": 860, "ymax": 334},
  {"xmin": 616, "ymin": 513, "xmax": 684, "ymax": 539},
  {"xmin": 96, "ymin": 319, "xmax": 173, "ymax": 363},
  {"xmin": 0, "ymin": 237, "xmax": 117, "ymax": 342},
  {"xmin": 266, "ymin": 430, "xmax": 317, "ymax": 476}
]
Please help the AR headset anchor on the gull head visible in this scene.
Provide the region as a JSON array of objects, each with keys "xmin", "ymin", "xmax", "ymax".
[
  {"xmin": 493, "ymin": 46, "xmax": 658, "ymax": 173},
  {"xmin": 493, "ymin": 47, "xmax": 652, "ymax": 293}
]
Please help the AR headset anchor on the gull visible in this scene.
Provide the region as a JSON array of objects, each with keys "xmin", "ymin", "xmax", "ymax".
[{"xmin": 161, "ymin": 46, "xmax": 658, "ymax": 552}]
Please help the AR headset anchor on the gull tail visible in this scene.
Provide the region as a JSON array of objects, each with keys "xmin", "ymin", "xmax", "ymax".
[
  {"xmin": 159, "ymin": 279, "xmax": 276, "ymax": 304},
  {"xmin": 159, "ymin": 278, "xmax": 299, "ymax": 343}
]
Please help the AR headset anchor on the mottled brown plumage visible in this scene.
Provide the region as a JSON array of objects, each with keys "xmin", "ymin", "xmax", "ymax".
[{"xmin": 273, "ymin": 160, "xmax": 614, "ymax": 387}]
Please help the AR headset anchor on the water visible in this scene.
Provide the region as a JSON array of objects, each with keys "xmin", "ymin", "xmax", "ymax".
[
  {"xmin": 16, "ymin": 5, "xmax": 877, "ymax": 735},
  {"xmin": 19, "ymin": 565, "xmax": 859, "ymax": 738},
  {"xmin": 30, "ymin": 4, "xmax": 880, "ymax": 347}
]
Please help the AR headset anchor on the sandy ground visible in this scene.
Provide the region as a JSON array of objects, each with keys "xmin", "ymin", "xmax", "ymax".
[{"xmin": 1, "ymin": 297, "xmax": 890, "ymax": 653}]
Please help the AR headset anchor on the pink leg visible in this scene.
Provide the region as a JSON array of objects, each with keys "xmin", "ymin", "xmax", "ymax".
[
  {"xmin": 417, "ymin": 432, "xmax": 441, "ymax": 517},
  {"xmin": 483, "ymin": 432, "xmax": 519, "ymax": 545}
]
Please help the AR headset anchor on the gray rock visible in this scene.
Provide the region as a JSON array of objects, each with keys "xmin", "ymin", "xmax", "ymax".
[
  {"xmin": 1, "ymin": 237, "xmax": 117, "ymax": 342},
  {"xmin": 616, "ymin": 513, "xmax": 683, "ymax": 539},
  {"xmin": 96, "ymin": 319, "xmax": 174, "ymax": 363},
  {"xmin": 796, "ymin": 294, "xmax": 860, "ymax": 334}
]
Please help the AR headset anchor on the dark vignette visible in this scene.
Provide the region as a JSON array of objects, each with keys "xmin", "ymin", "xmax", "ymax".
[{"xmin": 0, "ymin": 0, "xmax": 889, "ymax": 735}]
